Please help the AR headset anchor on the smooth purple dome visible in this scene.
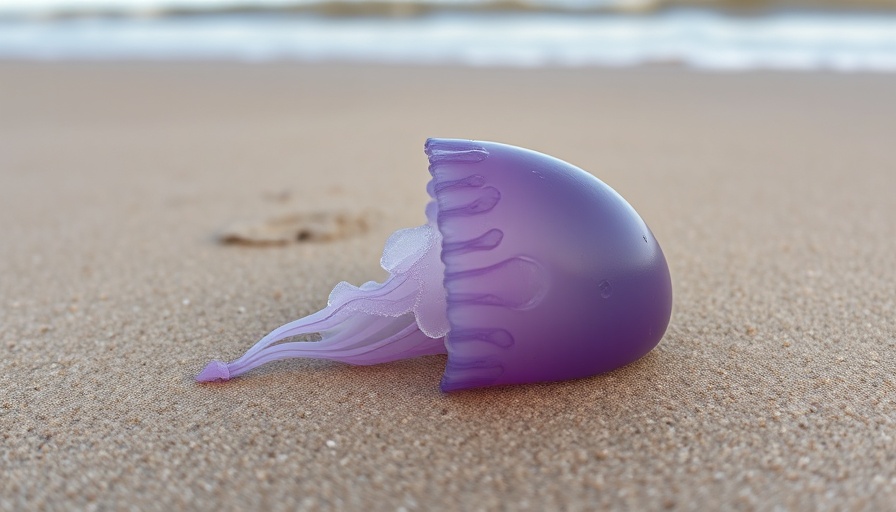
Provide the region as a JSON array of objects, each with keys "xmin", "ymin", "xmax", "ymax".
[{"xmin": 426, "ymin": 139, "xmax": 672, "ymax": 391}]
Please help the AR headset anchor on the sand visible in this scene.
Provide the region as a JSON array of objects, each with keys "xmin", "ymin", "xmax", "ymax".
[{"xmin": 1, "ymin": 62, "xmax": 894, "ymax": 511}]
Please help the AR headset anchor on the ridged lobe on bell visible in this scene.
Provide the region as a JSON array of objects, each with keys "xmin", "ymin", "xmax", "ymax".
[
  {"xmin": 425, "ymin": 138, "xmax": 673, "ymax": 392},
  {"xmin": 425, "ymin": 139, "xmax": 495, "ymax": 391}
]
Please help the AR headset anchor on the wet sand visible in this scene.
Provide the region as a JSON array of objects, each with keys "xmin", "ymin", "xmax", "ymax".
[{"xmin": 1, "ymin": 62, "xmax": 894, "ymax": 510}]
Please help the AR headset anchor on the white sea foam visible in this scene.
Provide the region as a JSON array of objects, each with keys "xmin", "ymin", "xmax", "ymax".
[{"xmin": 1, "ymin": 9, "xmax": 895, "ymax": 72}]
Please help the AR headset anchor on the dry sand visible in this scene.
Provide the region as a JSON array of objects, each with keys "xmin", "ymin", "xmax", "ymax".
[{"xmin": 1, "ymin": 62, "xmax": 894, "ymax": 510}]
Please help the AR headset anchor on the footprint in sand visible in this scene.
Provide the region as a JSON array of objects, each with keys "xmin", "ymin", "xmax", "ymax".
[{"xmin": 219, "ymin": 210, "xmax": 373, "ymax": 246}]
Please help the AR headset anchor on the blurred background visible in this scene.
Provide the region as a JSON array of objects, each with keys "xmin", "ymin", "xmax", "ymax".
[{"xmin": 1, "ymin": 0, "xmax": 895, "ymax": 71}]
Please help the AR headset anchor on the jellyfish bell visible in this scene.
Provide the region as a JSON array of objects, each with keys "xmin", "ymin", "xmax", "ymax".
[{"xmin": 197, "ymin": 138, "xmax": 673, "ymax": 392}]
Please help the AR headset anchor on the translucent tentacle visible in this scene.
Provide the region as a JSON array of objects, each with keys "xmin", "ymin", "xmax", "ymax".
[
  {"xmin": 234, "ymin": 318, "xmax": 444, "ymax": 370},
  {"xmin": 228, "ymin": 273, "xmax": 415, "ymax": 365},
  {"xmin": 196, "ymin": 221, "xmax": 450, "ymax": 383}
]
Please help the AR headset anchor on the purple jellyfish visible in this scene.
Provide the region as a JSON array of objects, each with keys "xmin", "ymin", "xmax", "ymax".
[{"xmin": 198, "ymin": 138, "xmax": 672, "ymax": 391}]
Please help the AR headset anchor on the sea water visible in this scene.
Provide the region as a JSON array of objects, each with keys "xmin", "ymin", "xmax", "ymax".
[{"xmin": 1, "ymin": 0, "xmax": 895, "ymax": 72}]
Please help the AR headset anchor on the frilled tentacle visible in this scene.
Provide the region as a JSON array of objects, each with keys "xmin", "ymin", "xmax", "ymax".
[{"xmin": 196, "ymin": 221, "xmax": 449, "ymax": 382}]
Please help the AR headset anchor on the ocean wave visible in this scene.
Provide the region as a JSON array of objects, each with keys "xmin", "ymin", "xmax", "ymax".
[
  {"xmin": 3, "ymin": 0, "xmax": 895, "ymax": 20},
  {"xmin": 1, "ymin": 9, "xmax": 896, "ymax": 72}
]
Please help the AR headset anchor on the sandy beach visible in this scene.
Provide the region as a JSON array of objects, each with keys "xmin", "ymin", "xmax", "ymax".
[{"xmin": 1, "ymin": 62, "xmax": 894, "ymax": 510}]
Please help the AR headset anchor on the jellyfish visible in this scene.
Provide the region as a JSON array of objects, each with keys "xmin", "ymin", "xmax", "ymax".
[{"xmin": 197, "ymin": 138, "xmax": 673, "ymax": 391}]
